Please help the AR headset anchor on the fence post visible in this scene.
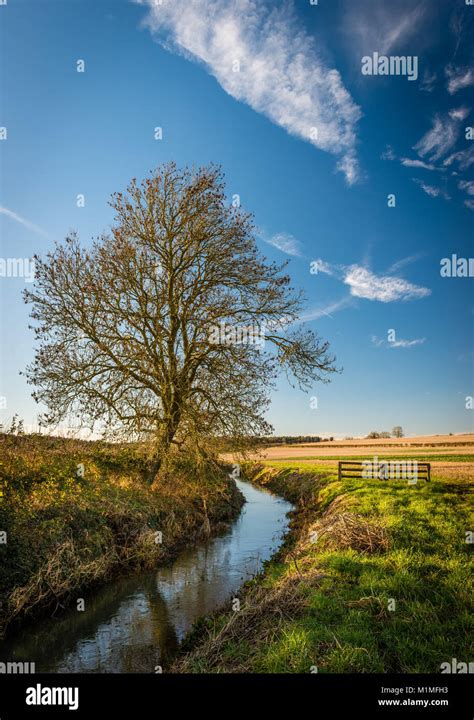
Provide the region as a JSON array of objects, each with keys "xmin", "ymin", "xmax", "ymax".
[{"xmin": 338, "ymin": 462, "xmax": 341, "ymax": 481}]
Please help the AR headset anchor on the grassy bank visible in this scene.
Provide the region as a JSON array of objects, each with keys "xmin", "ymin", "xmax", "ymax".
[
  {"xmin": 0, "ymin": 434, "xmax": 244, "ymax": 637},
  {"xmin": 174, "ymin": 461, "xmax": 473, "ymax": 673}
]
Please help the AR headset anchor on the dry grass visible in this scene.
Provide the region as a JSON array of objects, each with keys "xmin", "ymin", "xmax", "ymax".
[
  {"xmin": 7, "ymin": 539, "xmax": 117, "ymax": 626},
  {"xmin": 174, "ymin": 570, "xmax": 323, "ymax": 673},
  {"xmin": 303, "ymin": 505, "xmax": 390, "ymax": 555},
  {"xmin": 0, "ymin": 433, "xmax": 244, "ymax": 636}
]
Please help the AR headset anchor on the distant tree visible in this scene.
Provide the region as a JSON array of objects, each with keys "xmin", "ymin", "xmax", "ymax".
[
  {"xmin": 379, "ymin": 431, "xmax": 391, "ymax": 438},
  {"xmin": 392, "ymin": 426, "xmax": 404, "ymax": 438},
  {"xmin": 25, "ymin": 163, "xmax": 337, "ymax": 482},
  {"xmin": 8, "ymin": 414, "xmax": 18, "ymax": 435},
  {"xmin": 366, "ymin": 431, "xmax": 380, "ymax": 439}
]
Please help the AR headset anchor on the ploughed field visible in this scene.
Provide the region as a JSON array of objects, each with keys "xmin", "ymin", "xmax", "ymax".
[
  {"xmin": 252, "ymin": 433, "xmax": 474, "ymax": 458},
  {"xmin": 242, "ymin": 434, "xmax": 474, "ymax": 481}
]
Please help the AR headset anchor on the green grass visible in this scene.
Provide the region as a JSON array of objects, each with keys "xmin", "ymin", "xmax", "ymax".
[{"xmin": 176, "ymin": 461, "xmax": 473, "ymax": 673}]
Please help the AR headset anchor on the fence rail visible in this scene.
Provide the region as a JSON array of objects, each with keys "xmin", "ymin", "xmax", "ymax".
[{"xmin": 338, "ymin": 460, "xmax": 430, "ymax": 482}]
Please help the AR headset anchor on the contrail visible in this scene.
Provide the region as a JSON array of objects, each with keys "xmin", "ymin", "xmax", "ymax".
[{"xmin": 0, "ymin": 206, "xmax": 49, "ymax": 238}]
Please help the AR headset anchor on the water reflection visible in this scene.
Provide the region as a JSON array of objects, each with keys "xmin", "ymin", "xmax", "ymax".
[{"xmin": 1, "ymin": 480, "xmax": 291, "ymax": 673}]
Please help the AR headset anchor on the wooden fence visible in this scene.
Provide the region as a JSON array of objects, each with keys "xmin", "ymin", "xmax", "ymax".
[{"xmin": 338, "ymin": 460, "xmax": 430, "ymax": 482}]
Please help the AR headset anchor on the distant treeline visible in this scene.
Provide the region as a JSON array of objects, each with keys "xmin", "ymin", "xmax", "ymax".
[
  {"xmin": 215, "ymin": 435, "xmax": 334, "ymax": 450},
  {"xmin": 255, "ymin": 435, "xmax": 331, "ymax": 445}
]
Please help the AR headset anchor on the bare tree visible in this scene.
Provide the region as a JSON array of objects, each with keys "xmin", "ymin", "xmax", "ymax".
[
  {"xmin": 392, "ymin": 426, "xmax": 404, "ymax": 438},
  {"xmin": 24, "ymin": 163, "xmax": 337, "ymax": 481}
]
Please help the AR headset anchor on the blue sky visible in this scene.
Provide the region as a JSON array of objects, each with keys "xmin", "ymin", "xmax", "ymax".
[{"xmin": 0, "ymin": 0, "xmax": 473, "ymax": 438}]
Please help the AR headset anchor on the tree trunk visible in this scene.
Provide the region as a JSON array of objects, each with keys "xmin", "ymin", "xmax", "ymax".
[
  {"xmin": 146, "ymin": 454, "xmax": 163, "ymax": 485},
  {"xmin": 146, "ymin": 418, "xmax": 179, "ymax": 484}
]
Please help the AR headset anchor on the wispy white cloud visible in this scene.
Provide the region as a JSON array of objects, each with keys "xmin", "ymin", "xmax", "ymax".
[
  {"xmin": 400, "ymin": 157, "xmax": 438, "ymax": 171},
  {"xmin": 413, "ymin": 107, "xmax": 470, "ymax": 162},
  {"xmin": 315, "ymin": 259, "xmax": 431, "ymax": 303},
  {"xmin": 381, "ymin": 145, "xmax": 396, "ymax": 161},
  {"xmin": 443, "ymin": 146, "xmax": 474, "ymax": 172},
  {"xmin": 382, "ymin": 148, "xmax": 441, "ymax": 172},
  {"xmin": 262, "ymin": 231, "xmax": 303, "ymax": 257},
  {"xmin": 446, "ymin": 65, "xmax": 474, "ymax": 95},
  {"xmin": 458, "ymin": 180, "xmax": 474, "ymax": 196},
  {"xmin": 387, "ymin": 253, "xmax": 425, "ymax": 273},
  {"xmin": 371, "ymin": 334, "xmax": 426, "ymax": 349},
  {"xmin": 449, "ymin": 107, "xmax": 470, "ymax": 121},
  {"xmin": 0, "ymin": 206, "xmax": 48, "ymax": 237},
  {"xmin": 390, "ymin": 337, "xmax": 425, "ymax": 348},
  {"xmin": 312, "ymin": 259, "xmax": 336, "ymax": 276},
  {"xmin": 420, "ymin": 69, "xmax": 437, "ymax": 93},
  {"xmin": 344, "ymin": 0, "xmax": 426, "ymax": 56},
  {"xmin": 413, "ymin": 178, "xmax": 450, "ymax": 200},
  {"xmin": 370, "ymin": 335, "xmax": 385, "ymax": 348},
  {"xmin": 344, "ymin": 265, "xmax": 430, "ymax": 302},
  {"xmin": 300, "ymin": 297, "xmax": 354, "ymax": 322},
  {"xmin": 464, "ymin": 199, "xmax": 474, "ymax": 211},
  {"xmin": 136, "ymin": 0, "xmax": 362, "ymax": 184},
  {"xmin": 450, "ymin": 9, "xmax": 467, "ymax": 58}
]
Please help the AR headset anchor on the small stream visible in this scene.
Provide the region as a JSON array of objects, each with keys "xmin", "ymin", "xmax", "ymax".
[{"xmin": 1, "ymin": 479, "xmax": 292, "ymax": 673}]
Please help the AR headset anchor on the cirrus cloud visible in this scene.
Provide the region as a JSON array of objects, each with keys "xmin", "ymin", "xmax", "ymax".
[
  {"xmin": 0, "ymin": 206, "xmax": 48, "ymax": 238},
  {"xmin": 413, "ymin": 107, "xmax": 470, "ymax": 162},
  {"xmin": 413, "ymin": 178, "xmax": 450, "ymax": 200},
  {"xmin": 136, "ymin": 0, "xmax": 362, "ymax": 184},
  {"xmin": 400, "ymin": 158, "xmax": 438, "ymax": 171},
  {"xmin": 344, "ymin": 265, "xmax": 430, "ymax": 302},
  {"xmin": 262, "ymin": 231, "xmax": 303, "ymax": 257},
  {"xmin": 371, "ymin": 334, "xmax": 426, "ymax": 349},
  {"xmin": 458, "ymin": 180, "xmax": 474, "ymax": 196},
  {"xmin": 315, "ymin": 258, "xmax": 431, "ymax": 303},
  {"xmin": 446, "ymin": 65, "xmax": 474, "ymax": 95}
]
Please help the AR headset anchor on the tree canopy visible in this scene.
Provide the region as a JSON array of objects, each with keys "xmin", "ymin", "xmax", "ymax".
[{"xmin": 24, "ymin": 163, "xmax": 337, "ymax": 478}]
